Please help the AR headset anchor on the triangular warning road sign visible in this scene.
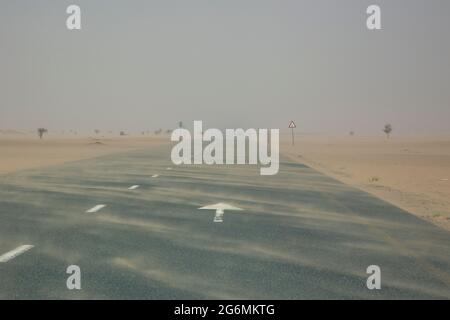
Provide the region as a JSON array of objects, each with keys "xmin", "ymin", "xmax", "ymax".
[{"xmin": 288, "ymin": 121, "xmax": 296, "ymax": 129}]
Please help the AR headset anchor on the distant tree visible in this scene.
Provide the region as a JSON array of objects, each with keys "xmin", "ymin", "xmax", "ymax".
[
  {"xmin": 94, "ymin": 129, "xmax": 100, "ymax": 135},
  {"xmin": 37, "ymin": 128, "xmax": 48, "ymax": 139},
  {"xmin": 349, "ymin": 131, "xmax": 355, "ymax": 136},
  {"xmin": 179, "ymin": 121, "xmax": 183, "ymax": 128},
  {"xmin": 166, "ymin": 129, "xmax": 172, "ymax": 134},
  {"xmin": 120, "ymin": 131, "xmax": 126, "ymax": 136},
  {"xmin": 383, "ymin": 123, "xmax": 393, "ymax": 139}
]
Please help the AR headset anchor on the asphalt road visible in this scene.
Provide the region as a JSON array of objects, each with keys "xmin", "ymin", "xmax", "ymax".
[{"xmin": 0, "ymin": 145, "xmax": 450, "ymax": 299}]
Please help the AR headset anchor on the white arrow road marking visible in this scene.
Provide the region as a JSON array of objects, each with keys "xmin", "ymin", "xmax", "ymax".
[
  {"xmin": 198, "ymin": 203, "xmax": 243, "ymax": 223},
  {"xmin": 213, "ymin": 209, "xmax": 225, "ymax": 223},
  {"xmin": 128, "ymin": 185, "xmax": 140, "ymax": 190},
  {"xmin": 0, "ymin": 245, "xmax": 34, "ymax": 263},
  {"xmin": 86, "ymin": 204, "xmax": 106, "ymax": 213},
  {"xmin": 152, "ymin": 174, "xmax": 159, "ymax": 178}
]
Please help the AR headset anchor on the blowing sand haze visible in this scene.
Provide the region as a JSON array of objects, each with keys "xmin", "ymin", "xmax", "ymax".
[{"xmin": 1, "ymin": 0, "xmax": 450, "ymax": 309}]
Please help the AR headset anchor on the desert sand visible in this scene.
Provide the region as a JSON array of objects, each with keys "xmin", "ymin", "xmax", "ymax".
[
  {"xmin": 2, "ymin": 131, "xmax": 449, "ymax": 232},
  {"xmin": 282, "ymin": 135, "xmax": 450, "ymax": 232},
  {"xmin": 0, "ymin": 132, "xmax": 165, "ymax": 175}
]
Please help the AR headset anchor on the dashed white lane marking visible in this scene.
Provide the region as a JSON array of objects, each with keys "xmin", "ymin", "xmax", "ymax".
[
  {"xmin": 86, "ymin": 204, "xmax": 106, "ymax": 213},
  {"xmin": 128, "ymin": 185, "xmax": 140, "ymax": 190},
  {"xmin": 152, "ymin": 174, "xmax": 159, "ymax": 178},
  {"xmin": 0, "ymin": 245, "xmax": 34, "ymax": 263},
  {"xmin": 166, "ymin": 167, "xmax": 172, "ymax": 170}
]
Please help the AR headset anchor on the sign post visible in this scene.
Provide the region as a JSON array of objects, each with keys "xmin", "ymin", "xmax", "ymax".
[{"xmin": 288, "ymin": 120, "xmax": 296, "ymax": 146}]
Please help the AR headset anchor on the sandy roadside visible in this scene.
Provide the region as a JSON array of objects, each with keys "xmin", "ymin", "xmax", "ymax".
[
  {"xmin": 0, "ymin": 134, "xmax": 166, "ymax": 175},
  {"xmin": 281, "ymin": 135, "xmax": 450, "ymax": 232}
]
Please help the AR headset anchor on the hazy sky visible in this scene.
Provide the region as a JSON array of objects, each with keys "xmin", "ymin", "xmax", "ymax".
[{"xmin": 1, "ymin": 0, "xmax": 449, "ymax": 134}]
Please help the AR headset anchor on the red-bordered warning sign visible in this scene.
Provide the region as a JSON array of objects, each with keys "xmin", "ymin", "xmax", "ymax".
[{"xmin": 288, "ymin": 120, "xmax": 296, "ymax": 129}]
